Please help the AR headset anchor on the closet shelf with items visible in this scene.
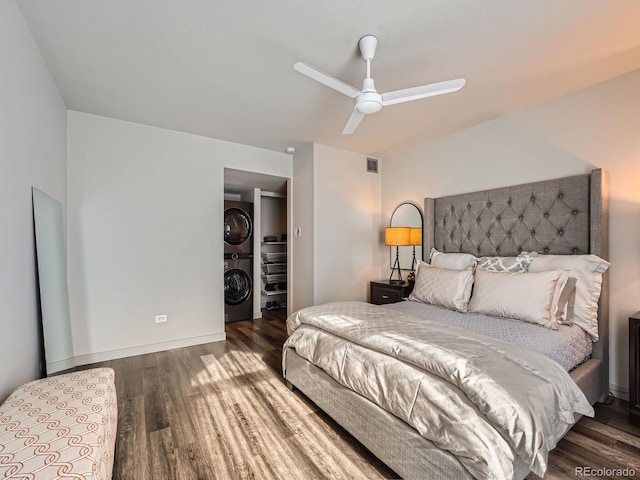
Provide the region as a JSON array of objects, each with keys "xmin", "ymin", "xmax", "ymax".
[
  {"xmin": 258, "ymin": 189, "xmax": 287, "ymax": 314},
  {"xmin": 261, "ymin": 238, "xmax": 287, "ymax": 309}
]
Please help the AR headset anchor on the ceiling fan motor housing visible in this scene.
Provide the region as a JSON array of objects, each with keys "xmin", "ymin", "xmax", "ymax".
[{"xmin": 355, "ymin": 77, "xmax": 382, "ymax": 114}]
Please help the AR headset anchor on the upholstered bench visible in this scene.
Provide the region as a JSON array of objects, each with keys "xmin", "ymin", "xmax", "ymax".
[{"xmin": 0, "ymin": 367, "xmax": 117, "ymax": 479}]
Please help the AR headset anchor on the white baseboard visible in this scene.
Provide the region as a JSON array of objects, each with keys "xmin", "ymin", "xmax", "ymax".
[
  {"xmin": 73, "ymin": 332, "xmax": 226, "ymax": 366},
  {"xmin": 610, "ymin": 383, "xmax": 629, "ymax": 401}
]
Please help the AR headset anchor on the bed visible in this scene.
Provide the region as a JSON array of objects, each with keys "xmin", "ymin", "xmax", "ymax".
[{"xmin": 283, "ymin": 169, "xmax": 609, "ymax": 480}]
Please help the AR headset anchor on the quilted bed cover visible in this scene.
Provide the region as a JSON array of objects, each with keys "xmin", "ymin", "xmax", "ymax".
[{"xmin": 284, "ymin": 301, "xmax": 593, "ymax": 480}]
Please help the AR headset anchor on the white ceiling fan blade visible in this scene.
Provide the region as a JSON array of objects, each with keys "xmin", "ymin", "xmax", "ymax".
[
  {"xmin": 294, "ymin": 62, "xmax": 361, "ymax": 99},
  {"xmin": 342, "ymin": 111, "xmax": 365, "ymax": 135},
  {"xmin": 381, "ymin": 78, "xmax": 466, "ymax": 106}
]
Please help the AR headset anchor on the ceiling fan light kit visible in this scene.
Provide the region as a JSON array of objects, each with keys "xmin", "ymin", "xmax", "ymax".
[{"xmin": 294, "ymin": 34, "xmax": 466, "ymax": 134}]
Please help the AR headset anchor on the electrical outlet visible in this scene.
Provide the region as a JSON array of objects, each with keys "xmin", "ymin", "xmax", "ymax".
[{"xmin": 155, "ymin": 314, "xmax": 167, "ymax": 323}]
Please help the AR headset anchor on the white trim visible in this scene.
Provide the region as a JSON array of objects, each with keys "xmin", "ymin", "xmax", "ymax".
[
  {"xmin": 609, "ymin": 382, "xmax": 629, "ymax": 401},
  {"xmin": 253, "ymin": 186, "xmax": 262, "ymax": 318},
  {"xmin": 73, "ymin": 333, "xmax": 226, "ymax": 366},
  {"xmin": 261, "ymin": 190, "xmax": 286, "ymax": 198}
]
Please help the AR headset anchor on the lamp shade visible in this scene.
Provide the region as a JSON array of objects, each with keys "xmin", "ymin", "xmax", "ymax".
[
  {"xmin": 410, "ymin": 228, "xmax": 422, "ymax": 246},
  {"xmin": 385, "ymin": 227, "xmax": 411, "ymax": 246}
]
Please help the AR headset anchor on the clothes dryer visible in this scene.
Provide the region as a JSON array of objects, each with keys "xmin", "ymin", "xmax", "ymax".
[{"xmin": 224, "ymin": 201, "xmax": 253, "ymax": 256}]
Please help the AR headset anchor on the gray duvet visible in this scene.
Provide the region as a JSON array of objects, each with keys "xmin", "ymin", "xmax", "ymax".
[{"xmin": 284, "ymin": 301, "xmax": 594, "ymax": 480}]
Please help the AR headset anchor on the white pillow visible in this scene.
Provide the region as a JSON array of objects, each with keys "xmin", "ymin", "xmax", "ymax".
[
  {"xmin": 558, "ymin": 277, "xmax": 578, "ymax": 325},
  {"xmin": 468, "ymin": 269, "xmax": 569, "ymax": 329},
  {"xmin": 526, "ymin": 253, "xmax": 610, "ymax": 340},
  {"xmin": 409, "ymin": 262, "xmax": 474, "ymax": 312},
  {"xmin": 552, "ymin": 275, "xmax": 577, "ymax": 324},
  {"xmin": 430, "ymin": 248, "xmax": 477, "ymax": 271}
]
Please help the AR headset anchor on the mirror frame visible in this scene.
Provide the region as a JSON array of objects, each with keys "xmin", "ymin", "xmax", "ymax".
[{"xmin": 389, "ymin": 202, "xmax": 423, "ymax": 271}]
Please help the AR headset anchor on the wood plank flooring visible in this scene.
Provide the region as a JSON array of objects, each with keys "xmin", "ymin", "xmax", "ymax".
[{"xmin": 82, "ymin": 311, "xmax": 640, "ymax": 479}]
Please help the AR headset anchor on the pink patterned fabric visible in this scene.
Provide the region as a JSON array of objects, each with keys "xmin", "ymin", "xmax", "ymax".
[{"xmin": 0, "ymin": 368, "xmax": 117, "ymax": 479}]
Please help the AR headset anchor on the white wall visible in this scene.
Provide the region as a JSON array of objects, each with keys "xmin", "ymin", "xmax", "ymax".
[
  {"xmin": 67, "ymin": 111, "xmax": 291, "ymax": 362},
  {"xmin": 261, "ymin": 196, "xmax": 287, "ymax": 240},
  {"xmin": 313, "ymin": 145, "xmax": 382, "ymax": 304},
  {"xmin": 291, "ymin": 143, "xmax": 315, "ymax": 312},
  {"xmin": 380, "ymin": 68, "xmax": 640, "ymax": 397},
  {"xmin": 0, "ymin": 0, "xmax": 67, "ymax": 400}
]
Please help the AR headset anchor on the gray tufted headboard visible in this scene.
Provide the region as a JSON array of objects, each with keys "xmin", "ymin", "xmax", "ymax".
[{"xmin": 424, "ymin": 169, "xmax": 609, "ymax": 403}]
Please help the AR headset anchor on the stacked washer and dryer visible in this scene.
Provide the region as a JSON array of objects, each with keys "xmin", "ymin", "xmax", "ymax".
[{"xmin": 223, "ymin": 201, "xmax": 253, "ymax": 323}]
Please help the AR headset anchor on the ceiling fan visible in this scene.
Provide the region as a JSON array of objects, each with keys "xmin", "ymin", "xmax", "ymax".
[{"xmin": 294, "ymin": 35, "xmax": 466, "ymax": 135}]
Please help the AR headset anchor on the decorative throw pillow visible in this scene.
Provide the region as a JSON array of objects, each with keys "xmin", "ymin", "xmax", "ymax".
[
  {"xmin": 468, "ymin": 269, "xmax": 569, "ymax": 329},
  {"xmin": 409, "ymin": 262, "xmax": 474, "ymax": 312},
  {"xmin": 526, "ymin": 253, "xmax": 610, "ymax": 340},
  {"xmin": 429, "ymin": 248, "xmax": 477, "ymax": 271},
  {"xmin": 477, "ymin": 253, "xmax": 535, "ymax": 273}
]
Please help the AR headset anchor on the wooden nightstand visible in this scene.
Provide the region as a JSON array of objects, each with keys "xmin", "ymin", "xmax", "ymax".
[
  {"xmin": 630, "ymin": 311, "xmax": 640, "ymax": 426},
  {"xmin": 370, "ymin": 280, "xmax": 414, "ymax": 305}
]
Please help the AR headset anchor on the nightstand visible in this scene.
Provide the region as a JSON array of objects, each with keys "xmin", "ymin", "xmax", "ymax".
[
  {"xmin": 370, "ymin": 280, "xmax": 414, "ymax": 305},
  {"xmin": 630, "ymin": 311, "xmax": 640, "ymax": 426}
]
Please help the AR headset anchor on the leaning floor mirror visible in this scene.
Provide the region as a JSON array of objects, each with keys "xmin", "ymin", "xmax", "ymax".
[{"xmin": 32, "ymin": 187, "xmax": 74, "ymax": 375}]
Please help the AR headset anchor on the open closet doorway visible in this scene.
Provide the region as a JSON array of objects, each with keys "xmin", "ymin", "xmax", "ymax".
[{"xmin": 223, "ymin": 168, "xmax": 291, "ymax": 325}]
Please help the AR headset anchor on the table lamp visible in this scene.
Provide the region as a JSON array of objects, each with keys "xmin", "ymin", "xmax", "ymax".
[
  {"xmin": 407, "ymin": 227, "xmax": 422, "ymax": 283},
  {"xmin": 385, "ymin": 227, "xmax": 411, "ymax": 284},
  {"xmin": 410, "ymin": 227, "xmax": 422, "ymax": 271}
]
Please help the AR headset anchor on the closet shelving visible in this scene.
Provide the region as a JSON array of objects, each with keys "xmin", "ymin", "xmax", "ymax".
[{"xmin": 261, "ymin": 241, "xmax": 287, "ymax": 309}]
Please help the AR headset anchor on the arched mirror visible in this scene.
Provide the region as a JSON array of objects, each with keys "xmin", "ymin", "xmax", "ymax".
[{"xmin": 390, "ymin": 203, "xmax": 423, "ymax": 270}]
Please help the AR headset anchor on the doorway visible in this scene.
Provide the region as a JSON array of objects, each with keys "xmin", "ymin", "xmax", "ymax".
[{"xmin": 223, "ymin": 168, "xmax": 291, "ymax": 323}]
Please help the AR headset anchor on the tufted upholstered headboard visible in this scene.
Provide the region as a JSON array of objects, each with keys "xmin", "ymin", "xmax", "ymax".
[{"xmin": 423, "ymin": 169, "xmax": 609, "ymax": 402}]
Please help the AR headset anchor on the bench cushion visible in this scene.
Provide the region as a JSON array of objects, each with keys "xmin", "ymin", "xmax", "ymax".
[{"xmin": 0, "ymin": 367, "xmax": 117, "ymax": 479}]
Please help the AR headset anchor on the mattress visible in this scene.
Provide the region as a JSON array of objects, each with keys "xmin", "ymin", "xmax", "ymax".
[{"xmin": 386, "ymin": 299, "xmax": 592, "ymax": 372}]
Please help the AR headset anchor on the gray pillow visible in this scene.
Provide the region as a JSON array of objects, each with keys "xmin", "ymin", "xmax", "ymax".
[
  {"xmin": 430, "ymin": 248, "xmax": 477, "ymax": 271},
  {"xmin": 468, "ymin": 269, "xmax": 568, "ymax": 329},
  {"xmin": 409, "ymin": 262, "xmax": 474, "ymax": 312}
]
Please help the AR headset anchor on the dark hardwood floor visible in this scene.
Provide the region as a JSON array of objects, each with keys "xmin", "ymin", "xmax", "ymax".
[{"xmin": 82, "ymin": 311, "xmax": 640, "ymax": 479}]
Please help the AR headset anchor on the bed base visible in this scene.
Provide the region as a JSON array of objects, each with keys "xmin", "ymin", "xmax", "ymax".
[{"xmin": 571, "ymin": 357, "xmax": 606, "ymax": 405}]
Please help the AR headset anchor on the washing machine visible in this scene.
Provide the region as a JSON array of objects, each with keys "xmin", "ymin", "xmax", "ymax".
[
  {"xmin": 224, "ymin": 255, "xmax": 253, "ymax": 322},
  {"xmin": 224, "ymin": 201, "xmax": 253, "ymax": 256}
]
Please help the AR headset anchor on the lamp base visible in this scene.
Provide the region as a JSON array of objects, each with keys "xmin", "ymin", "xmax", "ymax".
[{"xmin": 388, "ymin": 246, "xmax": 404, "ymax": 285}]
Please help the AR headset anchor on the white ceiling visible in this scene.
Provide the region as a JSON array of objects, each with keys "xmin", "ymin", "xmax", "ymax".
[{"xmin": 16, "ymin": 0, "xmax": 640, "ymax": 156}]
